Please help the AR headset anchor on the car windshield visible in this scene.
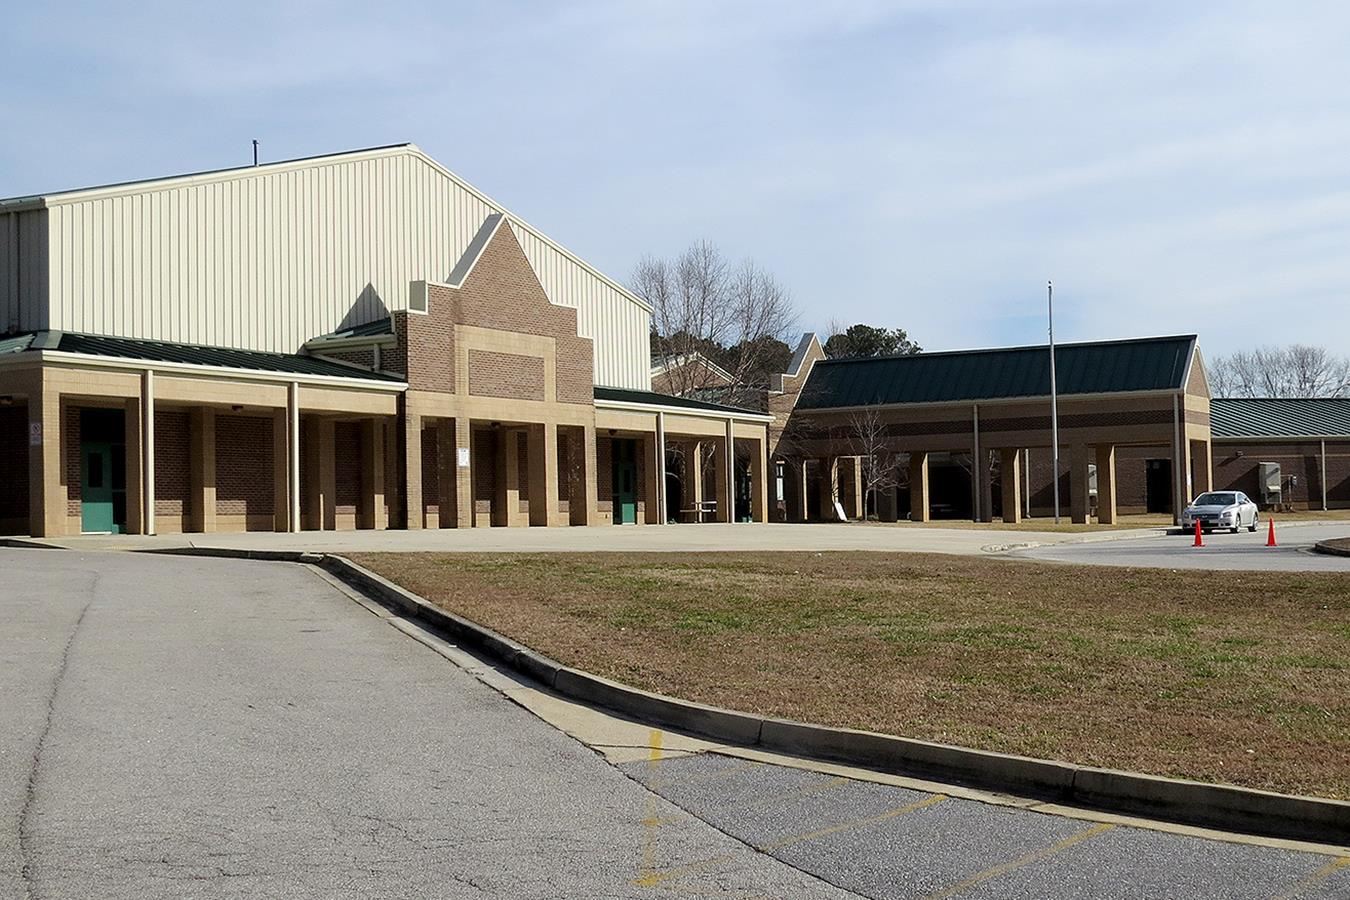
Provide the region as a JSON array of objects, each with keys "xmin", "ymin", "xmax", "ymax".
[{"xmin": 1193, "ymin": 493, "xmax": 1237, "ymax": 507}]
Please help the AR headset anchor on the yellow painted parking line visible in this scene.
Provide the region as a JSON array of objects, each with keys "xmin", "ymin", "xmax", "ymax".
[
  {"xmin": 1270, "ymin": 856, "xmax": 1350, "ymax": 900},
  {"xmin": 920, "ymin": 822, "xmax": 1115, "ymax": 900},
  {"xmin": 639, "ymin": 730, "xmax": 664, "ymax": 883},
  {"xmin": 635, "ymin": 851, "xmax": 740, "ymax": 888},
  {"xmin": 636, "ymin": 794, "xmax": 947, "ymax": 888},
  {"xmin": 759, "ymin": 793, "xmax": 948, "ymax": 852}
]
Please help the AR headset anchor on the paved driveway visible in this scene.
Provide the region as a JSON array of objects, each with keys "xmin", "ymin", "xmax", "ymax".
[
  {"xmin": 0, "ymin": 549, "xmax": 851, "ymax": 899},
  {"xmin": 1014, "ymin": 522, "xmax": 1350, "ymax": 571},
  {"xmin": 2, "ymin": 549, "xmax": 1346, "ymax": 898}
]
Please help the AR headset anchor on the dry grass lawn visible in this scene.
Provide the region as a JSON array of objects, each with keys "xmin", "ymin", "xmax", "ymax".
[{"xmin": 351, "ymin": 551, "xmax": 1350, "ymax": 800}]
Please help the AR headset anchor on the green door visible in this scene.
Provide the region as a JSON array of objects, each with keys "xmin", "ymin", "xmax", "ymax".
[
  {"xmin": 612, "ymin": 439, "xmax": 638, "ymax": 524},
  {"xmin": 80, "ymin": 441, "xmax": 118, "ymax": 533},
  {"xmin": 80, "ymin": 408, "xmax": 127, "ymax": 534}
]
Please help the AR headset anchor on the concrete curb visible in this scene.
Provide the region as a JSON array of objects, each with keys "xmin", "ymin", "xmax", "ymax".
[
  {"xmin": 1312, "ymin": 540, "xmax": 1350, "ymax": 558},
  {"xmin": 311, "ymin": 554, "xmax": 1349, "ymax": 846},
  {"xmin": 83, "ymin": 545, "xmax": 1349, "ymax": 847},
  {"xmin": 0, "ymin": 537, "xmax": 64, "ymax": 550}
]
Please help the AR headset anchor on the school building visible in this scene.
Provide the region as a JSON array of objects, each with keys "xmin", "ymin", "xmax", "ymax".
[{"xmin": 0, "ymin": 144, "xmax": 771, "ymax": 537}]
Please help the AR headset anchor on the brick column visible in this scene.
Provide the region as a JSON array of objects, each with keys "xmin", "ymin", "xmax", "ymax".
[
  {"xmin": 724, "ymin": 419, "xmax": 736, "ymax": 523},
  {"xmin": 448, "ymin": 420, "xmax": 469, "ymax": 528},
  {"xmin": 792, "ymin": 459, "xmax": 808, "ymax": 522},
  {"xmin": 142, "ymin": 371, "xmax": 156, "ymax": 535},
  {"xmin": 402, "ymin": 403, "xmax": 422, "ymax": 530},
  {"xmin": 847, "ymin": 456, "xmax": 864, "ymax": 520},
  {"xmin": 655, "ymin": 413, "xmax": 668, "ymax": 525},
  {"xmin": 687, "ymin": 441, "xmax": 704, "ymax": 521},
  {"xmin": 272, "ymin": 408, "xmax": 290, "ymax": 532},
  {"xmin": 360, "ymin": 418, "xmax": 387, "ymax": 529},
  {"xmin": 749, "ymin": 438, "xmax": 767, "ymax": 523},
  {"xmin": 642, "ymin": 431, "xmax": 661, "ymax": 524},
  {"xmin": 713, "ymin": 437, "xmax": 731, "ymax": 522},
  {"xmin": 27, "ymin": 374, "xmax": 65, "ymax": 538},
  {"xmin": 319, "ymin": 418, "xmax": 336, "ymax": 530},
  {"xmin": 909, "ymin": 452, "xmax": 930, "ymax": 522},
  {"xmin": 1096, "ymin": 444, "xmax": 1117, "ymax": 525},
  {"xmin": 581, "ymin": 423, "xmax": 600, "ymax": 526},
  {"xmin": 528, "ymin": 423, "xmax": 561, "ymax": 526},
  {"xmin": 190, "ymin": 407, "xmax": 217, "ymax": 533},
  {"xmin": 817, "ymin": 457, "xmax": 839, "ymax": 521},
  {"xmin": 1000, "ymin": 448, "xmax": 1022, "ymax": 524},
  {"xmin": 433, "ymin": 419, "xmax": 452, "ymax": 528},
  {"xmin": 1070, "ymin": 444, "xmax": 1091, "ymax": 524},
  {"xmin": 124, "ymin": 397, "xmax": 144, "ymax": 535},
  {"xmin": 496, "ymin": 428, "xmax": 525, "ymax": 527}
]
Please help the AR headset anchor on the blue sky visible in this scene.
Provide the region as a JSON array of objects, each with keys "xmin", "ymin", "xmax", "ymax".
[{"xmin": 4, "ymin": 1, "xmax": 1350, "ymax": 357}]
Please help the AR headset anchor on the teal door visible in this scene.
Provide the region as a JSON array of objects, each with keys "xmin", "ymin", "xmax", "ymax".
[
  {"xmin": 80, "ymin": 441, "xmax": 117, "ymax": 533},
  {"xmin": 80, "ymin": 408, "xmax": 127, "ymax": 534},
  {"xmin": 612, "ymin": 439, "xmax": 638, "ymax": 524}
]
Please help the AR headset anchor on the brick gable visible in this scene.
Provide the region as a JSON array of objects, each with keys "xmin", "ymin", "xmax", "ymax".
[{"xmin": 393, "ymin": 219, "xmax": 594, "ymax": 404}]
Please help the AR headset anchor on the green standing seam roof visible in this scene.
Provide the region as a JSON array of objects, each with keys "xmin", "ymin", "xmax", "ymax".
[
  {"xmin": 1211, "ymin": 398, "xmax": 1350, "ymax": 438},
  {"xmin": 795, "ymin": 335, "xmax": 1197, "ymax": 409},
  {"xmin": 1, "ymin": 331, "xmax": 403, "ymax": 382},
  {"xmin": 594, "ymin": 386, "xmax": 763, "ymax": 416},
  {"xmin": 313, "ymin": 317, "xmax": 395, "ymax": 340}
]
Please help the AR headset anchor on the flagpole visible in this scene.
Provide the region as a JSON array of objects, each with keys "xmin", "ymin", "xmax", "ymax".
[{"xmin": 1049, "ymin": 280, "xmax": 1061, "ymax": 524}]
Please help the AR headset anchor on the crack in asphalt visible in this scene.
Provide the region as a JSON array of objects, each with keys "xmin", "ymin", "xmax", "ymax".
[{"xmin": 18, "ymin": 574, "xmax": 97, "ymax": 900}]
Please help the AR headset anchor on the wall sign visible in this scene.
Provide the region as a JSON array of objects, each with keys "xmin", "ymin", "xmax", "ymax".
[
  {"xmin": 29, "ymin": 422, "xmax": 41, "ymax": 446},
  {"xmin": 457, "ymin": 447, "xmax": 470, "ymax": 468}
]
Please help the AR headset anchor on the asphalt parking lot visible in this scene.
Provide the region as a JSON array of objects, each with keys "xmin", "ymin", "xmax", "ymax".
[
  {"xmin": 624, "ymin": 753, "xmax": 1350, "ymax": 899},
  {"xmin": 3, "ymin": 548, "xmax": 1346, "ymax": 898},
  {"xmin": 1014, "ymin": 522, "xmax": 1350, "ymax": 571}
]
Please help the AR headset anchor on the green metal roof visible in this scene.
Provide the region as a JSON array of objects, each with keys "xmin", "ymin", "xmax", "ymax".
[
  {"xmin": 796, "ymin": 335, "xmax": 1197, "ymax": 409},
  {"xmin": 594, "ymin": 386, "xmax": 764, "ymax": 416},
  {"xmin": 0, "ymin": 333, "xmax": 36, "ymax": 356},
  {"xmin": 313, "ymin": 317, "xmax": 395, "ymax": 340},
  {"xmin": 1211, "ymin": 398, "xmax": 1350, "ymax": 438},
  {"xmin": 2, "ymin": 330, "xmax": 402, "ymax": 382}
]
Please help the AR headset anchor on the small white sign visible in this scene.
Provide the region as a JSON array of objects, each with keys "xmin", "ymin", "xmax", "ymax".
[
  {"xmin": 29, "ymin": 422, "xmax": 41, "ymax": 446},
  {"xmin": 457, "ymin": 447, "xmax": 470, "ymax": 468}
]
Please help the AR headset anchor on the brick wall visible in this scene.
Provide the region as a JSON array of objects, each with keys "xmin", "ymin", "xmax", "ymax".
[
  {"xmin": 334, "ymin": 422, "xmax": 362, "ymax": 515},
  {"xmin": 473, "ymin": 429, "xmax": 497, "ymax": 515},
  {"xmin": 154, "ymin": 409, "xmax": 192, "ymax": 519},
  {"xmin": 395, "ymin": 221, "xmax": 595, "ymax": 404},
  {"xmin": 0, "ymin": 404, "xmax": 29, "ymax": 531},
  {"xmin": 317, "ymin": 348, "xmax": 376, "ymax": 370},
  {"xmin": 517, "ymin": 433, "xmax": 530, "ymax": 508},
  {"xmin": 596, "ymin": 437, "xmax": 613, "ymax": 512},
  {"xmin": 1213, "ymin": 440, "xmax": 1350, "ymax": 509},
  {"xmin": 215, "ymin": 415, "xmax": 273, "ymax": 517},
  {"xmin": 421, "ymin": 425, "xmax": 440, "ymax": 513},
  {"xmin": 467, "ymin": 350, "xmax": 546, "ymax": 401},
  {"xmin": 65, "ymin": 405, "xmax": 81, "ymax": 517}
]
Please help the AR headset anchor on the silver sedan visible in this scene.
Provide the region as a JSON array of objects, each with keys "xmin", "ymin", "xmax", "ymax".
[{"xmin": 1180, "ymin": 491, "xmax": 1260, "ymax": 534}]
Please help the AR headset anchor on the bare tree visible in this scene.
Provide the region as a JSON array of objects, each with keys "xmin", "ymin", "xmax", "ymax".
[
  {"xmin": 634, "ymin": 242, "xmax": 797, "ymax": 406},
  {"xmin": 1211, "ymin": 344, "xmax": 1350, "ymax": 398},
  {"xmin": 847, "ymin": 408, "xmax": 898, "ymax": 520}
]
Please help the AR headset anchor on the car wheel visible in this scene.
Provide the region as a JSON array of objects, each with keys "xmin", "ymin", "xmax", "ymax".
[{"xmin": 1249, "ymin": 513, "xmax": 1258, "ymax": 533}]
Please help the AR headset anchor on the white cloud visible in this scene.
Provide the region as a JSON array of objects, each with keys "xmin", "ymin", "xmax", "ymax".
[{"xmin": 3, "ymin": 0, "xmax": 1350, "ymax": 358}]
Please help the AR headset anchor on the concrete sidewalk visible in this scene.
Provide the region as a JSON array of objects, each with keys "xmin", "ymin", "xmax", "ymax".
[{"xmin": 19, "ymin": 521, "xmax": 1166, "ymax": 556}]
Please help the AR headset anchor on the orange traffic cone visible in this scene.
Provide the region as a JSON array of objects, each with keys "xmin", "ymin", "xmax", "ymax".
[
  {"xmin": 1267, "ymin": 517, "xmax": 1277, "ymax": 547},
  {"xmin": 1193, "ymin": 518, "xmax": 1204, "ymax": 547}
]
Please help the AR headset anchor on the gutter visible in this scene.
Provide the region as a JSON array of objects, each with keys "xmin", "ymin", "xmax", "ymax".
[
  {"xmin": 1, "ymin": 349, "xmax": 408, "ymax": 392},
  {"xmin": 593, "ymin": 398, "xmax": 772, "ymax": 423}
]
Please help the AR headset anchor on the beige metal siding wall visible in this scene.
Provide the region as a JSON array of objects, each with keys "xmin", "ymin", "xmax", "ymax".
[
  {"xmin": 1, "ymin": 209, "xmax": 50, "ymax": 333},
  {"xmin": 39, "ymin": 148, "xmax": 650, "ymax": 388}
]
